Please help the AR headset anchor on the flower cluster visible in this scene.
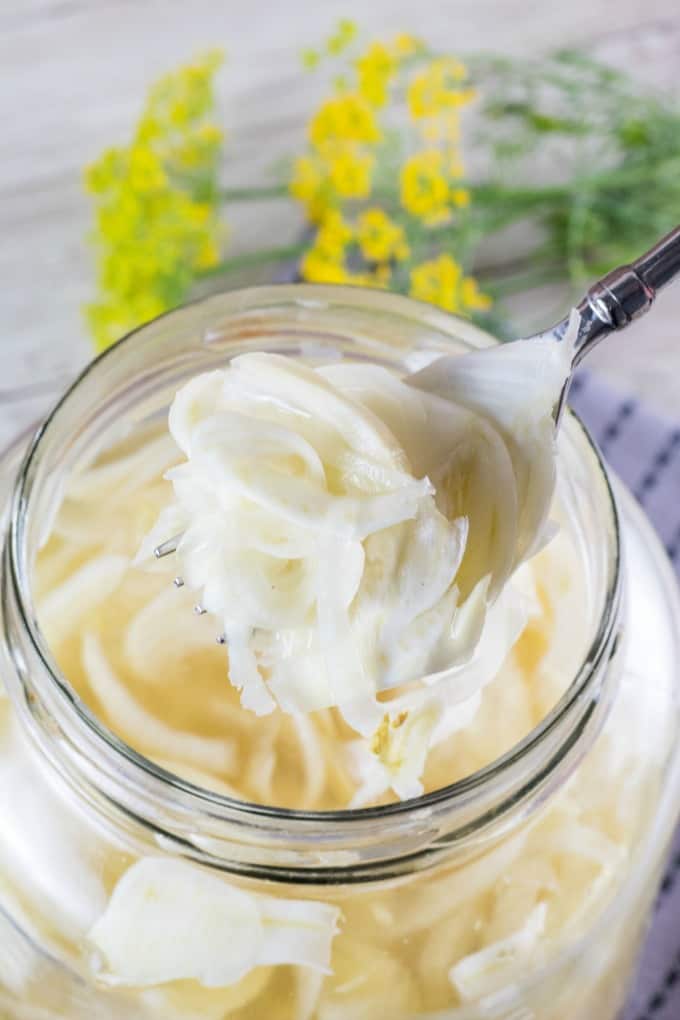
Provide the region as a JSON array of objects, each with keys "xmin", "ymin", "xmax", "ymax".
[
  {"xmin": 84, "ymin": 52, "xmax": 225, "ymax": 351},
  {"xmin": 83, "ymin": 29, "xmax": 492, "ymax": 352},
  {"xmin": 291, "ymin": 29, "xmax": 413, "ymax": 227},
  {"xmin": 291, "ymin": 92, "xmax": 383, "ymax": 224},
  {"xmin": 290, "ymin": 24, "xmax": 490, "ymax": 317},
  {"xmin": 300, "ymin": 208, "xmax": 407, "ymax": 288},
  {"xmin": 410, "ymin": 254, "xmax": 491, "ymax": 314},
  {"xmin": 83, "ymin": 31, "xmax": 674, "ymax": 349}
]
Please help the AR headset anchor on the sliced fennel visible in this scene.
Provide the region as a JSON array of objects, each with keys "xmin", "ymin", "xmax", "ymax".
[
  {"xmin": 139, "ymin": 336, "xmax": 571, "ymax": 800},
  {"xmin": 88, "ymin": 857, "xmax": 340, "ymax": 988},
  {"xmin": 449, "ymin": 902, "xmax": 548, "ymax": 1002}
]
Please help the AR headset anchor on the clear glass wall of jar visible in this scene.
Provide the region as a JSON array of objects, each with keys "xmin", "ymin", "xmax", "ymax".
[{"xmin": 1, "ymin": 286, "xmax": 679, "ymax": 1020}]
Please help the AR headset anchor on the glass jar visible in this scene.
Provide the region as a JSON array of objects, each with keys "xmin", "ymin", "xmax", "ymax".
[{"xmin": 1, "ymin": 285, "xmax": 679, "ymax": 1020}]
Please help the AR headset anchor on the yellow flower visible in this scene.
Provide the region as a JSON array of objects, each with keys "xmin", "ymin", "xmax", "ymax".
[
  {"xmin": 410, "ymin": 254, "xmax": 490, "ymax": 315},
  {"xmin": 451, "ymin": 187, "xmax": 470, "ymax": 208},
  {"xmin": 148, "ymin": 50, "xmax": 225, "ymax": 129},
  {"xmin": 356, "ymin": 42, "xmax": 397, "ymax": 108},
  {"xmin": 327, "ymin": 148, "xmax": 374, "ymax": 198},
  {"xmin": 357, "ymin": 208, "xmax": 410, "ymax": 262},
  {"xmin": 392, "ymin": 33, "xmax": 423, "ymax": 58},
  {"xmin": 300, "ymin": 209, "xmax": 360, "ymax": 285},
  {"xmin": 461, "ymin": 276, "xmax": 492, "ymax": 311},
  {"xmin": 135, "ymin": 114, "xmax": 161, "ymax": 144},
  {"xmin": 127, "ymin": 146, "xmax": 167, "ymax": 192},
  {"xmin": 172, "ymin": 122, "xmax": 224, "ymax": 169},
  {"xmin": 198, "ymin": 123, "xmax": 223, "ymax": 146},
  {"xmin": 95, "ymin": 191, "xmax": 144, "ymax": 245},
  {"xmin": 410, "ymin": 253, "xmax": 461, "ymax": 310},
  {"xmin": 327, "ymin": 18, "xmax": 358, "ymax": 55},
  {"xmin": 400, "ymin": 150, "xmax": 451, "ymax": 222},
  {"xmin": 408, "ymin": 58, "xmax": 473, "ymax": 119},
  {"xmin": 293, "ymin": 158, "xmax": 321, "ymax": 199},
  {"xmin": 181, "ymin": 199, "xmax": 211, "ymax": 227},
  {"xmin": 372, "ymin": 262, "xmax": 392, "ymax": 287},
  {"xmin": 301, "ymin": 250, "xmax": 352, "ymax": 284},
  {"xmin": 291, "ymin": 147, "xmax": 374, "ymax": 220},
  {"xmin": 302, "ymin": 209, "xmax": 398, "ymax": 291},
  {"xmin": 85, "ymin": 147, "xmax": 126, "ymax": 194},
  {"xmin": 195, "ymin": 237, "xmax": 221, "ymax": 269},
  {"xmin": 289, "ymin": 154, "xmax": 326, "ymax": 217},
  {"xmin": 314, "ymin": 209, "xmax": 354, "ymax": 258},
  {"xmin": 87, "ymin": 292, "xmax": 168, "ymax": 352},
  {"xmin": 455, "ymin": 86, "xmax": 477, "ymax": 106},
  {"xmin": 301, "ymin": 251, "xmax": 379, "ymax": 288},
  {"xmin": 84, "ymin": 52, "xmax": 225, "ymax": 352},
  {"xmin": 309, "ymin": 93, "xmax": 381, "ymax": 148},
  {"xmin": 168, "ymin": 99, "xmax": 191, "ymax": 127},
  {"xmin": 302, "ymin": 48, "xmax": 320, "ymax": 70}
]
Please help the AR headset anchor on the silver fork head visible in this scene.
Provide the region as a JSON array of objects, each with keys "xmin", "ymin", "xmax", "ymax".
[
  {"xmin": 155, "ymin": 535, "xmax": 224, "ymax": 645},
  {"xmin": 154, "ymin": 535, "xmax": 181, "ymax": 559},
  {"xmin": 533, "ymin": 224, "xmax": 680, "ymax": 426}
]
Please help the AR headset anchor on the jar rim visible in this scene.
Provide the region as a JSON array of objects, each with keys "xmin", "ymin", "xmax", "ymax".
[{"xmin": 4, "ymin": 284, "xmax": 622, "ymax": 872}]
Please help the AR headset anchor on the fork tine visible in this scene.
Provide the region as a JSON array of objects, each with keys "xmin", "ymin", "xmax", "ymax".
[
  {"xmin": 154, "ymin": 534, "xmax": 182, "ymax": 559},
  {"xmin": 159, "ymin": 534, "xmax": 225, "ymax": 643}
]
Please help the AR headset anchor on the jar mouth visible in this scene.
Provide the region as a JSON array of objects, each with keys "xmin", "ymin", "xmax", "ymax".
[{"xmin": 3, "ymin": 285, "xmax": 622, "ymax": 864}]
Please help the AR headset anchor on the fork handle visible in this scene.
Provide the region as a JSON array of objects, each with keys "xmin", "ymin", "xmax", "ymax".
[{"xmin": 569, "ymin": 224, "xmax": 680, "ymax": 366}]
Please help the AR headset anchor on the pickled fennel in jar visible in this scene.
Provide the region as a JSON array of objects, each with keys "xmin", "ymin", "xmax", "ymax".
[{"xmin": 2, "ymin": 299, "xmax": 677, "ymax": 1020}]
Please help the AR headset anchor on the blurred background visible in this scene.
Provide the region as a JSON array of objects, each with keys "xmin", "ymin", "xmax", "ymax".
[{"xmin": 2, "ymin": 0, "xmax": 680, "ymax": 441}]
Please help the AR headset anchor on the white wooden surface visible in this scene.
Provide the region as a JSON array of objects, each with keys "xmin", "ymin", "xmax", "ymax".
[{"xmin": 2, "ymin": 0, "xmax": 680, "ymax": 445}]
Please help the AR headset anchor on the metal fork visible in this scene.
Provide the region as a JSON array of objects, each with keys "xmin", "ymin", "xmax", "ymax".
[
  {"xmin": 154, "ymin": 224, "xmax": 680, "ymax": 606},
  {"xmin": 534, "ymin": 224, "xmax": 680, "ymax": 422}
]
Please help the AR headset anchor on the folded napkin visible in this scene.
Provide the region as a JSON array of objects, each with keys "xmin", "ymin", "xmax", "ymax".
[{"xmin": 569, "ymin": 372, "xmax": 680, "ymax": 1020}]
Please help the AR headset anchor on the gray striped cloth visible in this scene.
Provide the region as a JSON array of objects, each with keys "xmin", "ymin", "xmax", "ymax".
[{"xmin": 569, "ymin": 372, "xmax": 680, "ymax": 1020}]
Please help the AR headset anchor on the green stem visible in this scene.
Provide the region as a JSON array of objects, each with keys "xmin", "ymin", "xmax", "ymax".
[
  {"xmin": 478, "ymin": 253, "xmax": 563, "ymax": 280},
  {"xmin": 198, "ymin": 241, "xmax": 307, "ymax": 278},
  {"xmin": 482, "ymin": 264, "xmax": 563, "ymax": 297},
  {"xmin": 220, "ymin": 184, "xmax": 289, "ymax": 202},
  {"xmin": 469, "ymin": 182, "xmax": 571, "ymax": 206}
]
